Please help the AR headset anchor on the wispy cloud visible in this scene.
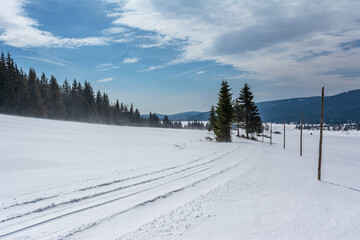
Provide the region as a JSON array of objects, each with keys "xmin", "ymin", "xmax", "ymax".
[
  {"xmin": 0, "ymin": 0, "xmax": 111, "ymax": 48},
  {"xmin": 197, "ymin": 71, "xmax": 206, "ymax": 74},
  {"xmin": 96, "ymin": 63, "xmax": 119, "ymax": 71},
  {"xmin": 20, "ymin": 56, "xmax": 68, "ymax": 67},
  {"xmin": 97, "ymin": 77, "xmax": 114, "ymax": 82},
  {"xmin": 101, "ymin": 27, "xmax": 128, "ymax": 35},
  {"xmin": 122, "ymin": 57, "xmax": 139, "ymax": 64},
  {"xmin": 138, "ymin": 65, "xmax": 163, "ymax": 72}
]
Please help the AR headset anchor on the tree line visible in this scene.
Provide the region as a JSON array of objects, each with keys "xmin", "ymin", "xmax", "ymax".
[
  {"xmin": 208, "ymin": 80, "xmax": 262, "ymax": 142},
  {"xmin": 0, "ymin": 51, "xmax": 204, "ymax": 129}
]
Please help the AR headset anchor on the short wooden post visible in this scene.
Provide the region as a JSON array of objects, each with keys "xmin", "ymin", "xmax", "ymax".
[
  {"xmin": 300, "ymin": 110, "xmax": 303, "ymax": 156},
  {"xmin": 283, "ymin": 121, "xmax": 286, "ymax": 149},
  {"xmin": 270, "ymin": 122, "xmax": 272, "ymax": 145},
  {"xmin": 318, "ymin": 87, "xmax": 324, "ymax": 181},
  {"xmin": 256, "ymin": 126, "xmax": 258, "ymax": 140},
  {"xmin": 262, "ymin": 124, "xmax": 264, "ymax": 143}
]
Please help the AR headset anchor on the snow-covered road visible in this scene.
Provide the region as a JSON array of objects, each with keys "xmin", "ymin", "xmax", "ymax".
[{"xmin": 1, "ymin": 115, "xmax": 359, "ymax": 239}]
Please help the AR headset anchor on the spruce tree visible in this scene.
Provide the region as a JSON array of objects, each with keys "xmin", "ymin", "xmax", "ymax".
[
  {"xmin": 134, "ymin": 108, "xmax": 142, "ymax": 125},
  {"xmin": 83, "ymin": 81, "xmax": 95, "ymax": 121},
  {"xmin": 61, "ymin": 79, "xmax": 71, "ymax": 118},
  {"xmin": 214, "ymin": 80, "xmax": 234, "ymax": 142},
  {"xmin": 48, "ymin": 75, "xmax": 66, "ymax": 119},
  {"xmin": 236, "ymin": 83, "xmax": 262, "ymax": 138},
  {"xmin": 27, "ymin": 68, "xmax": 44, "ymax": 117},
  {"xmin": 208, "ymin": 105, "xmax": 216, "ymax": 131},
  {"xmin": 162, "ymin": 115, "xmax": 171, "ymax": 128},
  {"xmin": 113, "ymin": 100, "xmax": 121, "ymax": 125},
  {"xmin": 39, "ymin": 72, "xmax": 49, "ymax": 117},
  {"xmin": 0, "ymin": 52, "xmax": 6, "ymax": 112},
  {"xmin": 95, "ymin": 90, "xmax": 103, "ymax": 122}
]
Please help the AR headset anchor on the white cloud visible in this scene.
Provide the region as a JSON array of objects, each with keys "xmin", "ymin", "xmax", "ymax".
[
  {"xmin": 197, "ymin": 71, "xmax": 206, "ymax": 74},
  {"xmin": 122, "ymin": 57, "xmax": 139, "ymax": 64},
  {"xmin": 96, "ymin": 63, "xmax": 119, "ymax": 71},
  {"xmin": 0, "ymin": 0, "xmax": 111, "ymax": 48},
  {"xmin": 138, "ymin": 65, "xmax": 163, "ymax": 72},
  {"xmin": 106, "ymin": 0, "xmax": 360, "ymax": 89},
  {"xmin": 101, "ymin": 27, "xmax": 128, "ymax": 35},
  {"xmin": 21, "ymin": 56, "xmax": 67, "ymax": 67},
  {"xmin": 97, "ymin": 77, "xmax": 114, "ymax": 82}
]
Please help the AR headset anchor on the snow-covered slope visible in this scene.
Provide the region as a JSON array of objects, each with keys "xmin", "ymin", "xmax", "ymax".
[{"xmin": 0, "ymin": 115, "xmax": 359, "ymax": 239}]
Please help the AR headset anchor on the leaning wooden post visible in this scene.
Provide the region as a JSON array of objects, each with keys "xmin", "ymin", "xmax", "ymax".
[
  {"xmin": 270, "ymin": 122, "xmax": 272, "ymax": 145},
  {"xmin": 283, "ymin": 121, "xmax": 286, "ymax": 149},
  {"xmin": 318, "ymin": 87, "xmax": 324, "ymax": 181},
  {"xmin": 300, "ymin": 110, "xmax": 303, "ymax": 156}
]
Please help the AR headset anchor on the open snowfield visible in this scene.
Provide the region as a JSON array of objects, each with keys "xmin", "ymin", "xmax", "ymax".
[{"xmin": 1, "ymin": 114, "xmax": 359, "ymax": 239}]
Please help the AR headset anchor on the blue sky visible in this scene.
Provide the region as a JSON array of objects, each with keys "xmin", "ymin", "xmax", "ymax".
[{"xmin": 1, "ymin": 0, "xmax": 360, "ymax": 114}]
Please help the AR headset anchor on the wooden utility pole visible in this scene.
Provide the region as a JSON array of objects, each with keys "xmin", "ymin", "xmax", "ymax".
[
  {"xmin": 318, "ymin": 87, "xmax": 324, "ymax": 181},
  {"xmin": 270, "ymin": 122, "xmax": 272, "ymax": 145},
  {"xmin": 283, "ymin": 121, "xmax": 286, "ymax": 149},
  {"xmin": 300, "ymin": 110, "xmax": 303, "ymax": 156}
]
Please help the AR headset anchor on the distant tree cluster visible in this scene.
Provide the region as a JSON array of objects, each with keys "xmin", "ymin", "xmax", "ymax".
[
  {"xmin": 209, "ymin": 80, "xmax": 262, "ymax": 142},
  {"xmin": 184, "ymin": 121, "xmax": 207, "ymax": 130},
  {"xmin": 161, "ymin": 115, "xmax": 183, "ymax": 128},
  {"xmin": 295, "ymin": 123, "xmax": 360, "ymax": 131},
  {"xmin": 0, "ymin": 51, "xmax": 199, "ymax": 130}
]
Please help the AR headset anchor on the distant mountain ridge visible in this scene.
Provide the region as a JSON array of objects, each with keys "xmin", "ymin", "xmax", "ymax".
[
  {"xmin": 146, "ymin": 89, "xmax": 360, "ymax": 124},
  {"xmin": 257, "ymin": 89, "xmax": 360, "ymax": 124}
]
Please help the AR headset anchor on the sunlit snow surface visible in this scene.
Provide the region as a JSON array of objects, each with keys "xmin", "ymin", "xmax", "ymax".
[{"xmin": 0, "ymin": 114, "xmax": 359, "ymax": 239}]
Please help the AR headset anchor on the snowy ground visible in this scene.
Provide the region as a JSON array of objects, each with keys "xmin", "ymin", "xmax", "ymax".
[{"xmin": 0, "ymin": 114, "xmax": 359, "ymax": 239}]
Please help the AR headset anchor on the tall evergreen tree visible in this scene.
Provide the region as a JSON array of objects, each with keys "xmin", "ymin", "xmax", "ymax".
[
  {"xmin": 48, "ymin": 75, "xmax": 66, "ymax": 119},
  {"xmin": 83, "ymin": 81, "xmax": 95, "ymax": 121},
  {"xmin": 236, "ymin": 83, "xmax": 262, "ymax": 138},
  {"xmin": 61, "ymin": 79, "xmax": 71, "ymax": 117},
  {"xmin": 16, "ymin": 71, "xmax": 29, "ymax": 115},
  {"xmin": 27, "ymin": 68, "xmax": 44, "ymax": 117},
  {"xmin": 39, "ymin": 72, "xmax": 49, "ymax": 116},
  {"xmin": 102, "ymin": 93, "xmax": 112, "ymax": 123},
  {"xmin": 134, "ymin": 108, "xmax": 142, "ymax": 124},
  {"xmin": 214, "ymin": 81, "xmax": 234, "ymax": 142},
  {"xmin": 0, "ymin": 51, "xmax": 6, "ymax": 112},
  {"xmin": 113, "ymin": 100, "xmax": 121, "ymax": 125},
  {"xmin": 4, "ymin": 53, "xmax": 17, "ymax": 113},
  {"xmin": 162, "ymin": 115, "xmax": 171, "ymax": 128},
  {"xmin": 95, "ymin": 90, "xmax": 103, "ymax": 122}
]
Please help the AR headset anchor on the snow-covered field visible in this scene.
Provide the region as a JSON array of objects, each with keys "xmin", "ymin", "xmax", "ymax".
[{"xmin": 0, "ymin": 114, "xmax": 359, "ymax": 239}]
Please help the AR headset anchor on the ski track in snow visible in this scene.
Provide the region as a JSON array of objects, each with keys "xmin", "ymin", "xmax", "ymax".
[
  {"xmin": 0, "ymin": 134, "xmax": 257, "ymax": 239},
  {"xmin": 2, "ymin": 149, "xmax": 223, "ymax": 211}
]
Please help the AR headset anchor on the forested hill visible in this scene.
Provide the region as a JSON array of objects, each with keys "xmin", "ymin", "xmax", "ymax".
[
  {"xmin": 257, "ymin": 89, "xmax": 360, "ymax": 124},
  {"xmin": 150, "ymin": 89, "xmax": 360, "ymax": 124}
]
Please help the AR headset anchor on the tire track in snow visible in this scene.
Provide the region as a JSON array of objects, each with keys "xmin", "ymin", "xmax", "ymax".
[
  {"xmin": 60, "ymin": 147, "xmax": 262, "ymax": 240},
  {"xmin": 0, "ymin": 147, "xmax": 243, "ymax": 238},
  {"xmin": 0, "ymin": 148, "xmax": 237, "ymax": 224},
  {"xmin": 2, "ymin": 149, "xmax": 225, "ymax": 210},
  {"xmin": 0, "ymin": 167, "xmax": 213, "ymax": 239},
  {"xmin": 2, "ymin": 145, "xmax": 261, "ymax": 239}
]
